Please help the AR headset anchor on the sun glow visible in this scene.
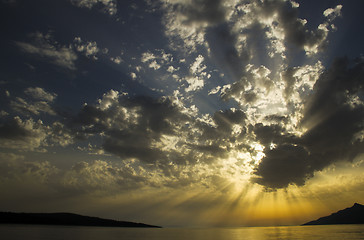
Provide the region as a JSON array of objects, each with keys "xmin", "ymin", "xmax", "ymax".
[
  {"xmin": 220, "ymin": 143, "xmax": 265, "ymax": 185},
  {"xmin": 251, "ymin": 142, "xmax": 265, "ymax": 165}
]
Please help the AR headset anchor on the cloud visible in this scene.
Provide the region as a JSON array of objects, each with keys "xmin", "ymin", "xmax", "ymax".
[
  {"xmin": 323, "ymin": 5, "xmax": 342, "ymax": 21},
  {"xmin": 0, "ymin": 116, "xmax": 50, "ymax": 151},
  {"xmin": 190, "ymin": 55, "xmax": 206, "ymax": 74},
  {"xmin": 70, "ymin": 0, "xmax": 117, "ymax": 15},
  {"xmin": 0, "ymin": 86, "xmax": 73, "ymax": 150},
  {"xmin": 110, "ymin": 56, "xmax": 123, "ymax": 64},
  {"xmin": 16, "ymin": 33, "xmax": 108, "ymax": 69},
  {"xmin": 253, "ymin": 144, "xmax": 311, "ymax": 188},
  {"xmin": 281, "ymin": 61, "xmax": 324, "ymax": 104},
  {"xmin": 130, "ymin": 72, "xmax": 137, "ymax": 80},
  {"xmin": 50, "ymin": 121, "xmax": 74, "ymax": 147},
  {"xmin": 10, "ymin": 87, "xmax": 57, "ymax": 116},
  {"xmin": 141, "ymin": 52, "xmax": 156, "ymax": 63},
  {"xmin": 268, "ymin": 1, "xmax": 326, "ymax": 54},
  {"xmin": 59, "ymin": 89, "xmax": 252, "ymax": 181},
  {"xmin": 253, "ymin": 123, "xmax": 297, "ymax": 147},
  {"xmin": 0, "ymin": 116, "xmax": 74, "ymax": 151},
  {"xmin": 185, "ymin": 76, "xmax": 204, "ymax": 92},
  {"xmin": 0, "ymin": 103, "xmax": 248, "ymax": 198},
  {"xmin": 160, "ymin": 0, "xmax": 342, "ymax": 116},
  {"xmin": 253, "ymin": 58, "xmax": 364, "ymax": 189},
  {"xmin": 220, "ymin": 77, "xmax": 257, "ymax": 104},
  {"xmin": 16, "ymin": 32, "xmax": 77, "ymax": 70},
  {"xmin": 74, "ymin": 37, "xmax": 102, "ymax": 60},
  {"xmin": 10, "ymin": 97, "xmax": 56, "ymax": 116},
  {"xmin": 167, "ymin": 65, "xmax": 179, "ymax": 73},
  {"xmin": 24, "ymin": 87, "xmax": 57, "ymax": 102},
  {"xmin": 148, "ymin": 60, "xmax": 161, "ymax": 70},
  {"xmin": 68, "ymin": 92, "xmax": 192, "ymax": 164},
  {"xmin": 161, "ymin": 0, "xmax": 340, "ymax": 87},
  {"xmin": 0, "ymin": 110, "xmax": 9, "ymax": 117},
  {"xmin": 60, "ymin": 160, "xmax": 147, "ymax": 192},
  {"xmin": 206, "ymin": 22, "xmax": 251, "ymax": 83},
  {"xmin": 179, "ymin": 0, "xmax": 227, "ymax": 26},
  {"xmin": 141, "ymin": 50, "xmax": 173, "ymax": 70},
  {"xmin": 249, "ymin": 1, "xmax": 342, "ymax": 56},
  {"xmin": 160, "ymin": 0, "xmax": 228, "ymax": 52},
  {"xmin": 199, "ymin": 109, "xmax": 247, "ymax": 145},
  {"xmin": 0, "ymin": 152, "xmax": 57, "ymax": 183},
  {"xmin": 218, "ymin": 64, "xmax": 276, "ymax": 107},
  {"xmin": 184, "ymin": 55, "xmax": 209, "ymax": 92},
  {"xmin": 208, "ymin": 86, "xmax": 221, "ymax": 95},
  {"xmin": 281, "ymin": 67, "xmax": 298, "ymax": 101}
]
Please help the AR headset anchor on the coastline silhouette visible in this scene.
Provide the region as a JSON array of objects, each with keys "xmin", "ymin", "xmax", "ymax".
[
  {"xmin": 0, "ymin": 212, "xmax": 161, "ymax": 228},
  {"xmin": 303, "ymin": 203, "xmax": 364, "ymax": 225}
]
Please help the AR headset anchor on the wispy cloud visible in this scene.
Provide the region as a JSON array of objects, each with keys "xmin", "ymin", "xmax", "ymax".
[
  {"xmin": 10, "ymin": 87, "xmax": 57, "ymax": 116},
  {"xmin": 16, "ymin": 32, "xmax": 77, "ymax": 70}
]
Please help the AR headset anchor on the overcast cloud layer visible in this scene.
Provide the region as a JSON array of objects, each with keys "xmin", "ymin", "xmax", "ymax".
[{"xmin": 1, "ymin": 0, "xmax": 364, "ymax": 226}]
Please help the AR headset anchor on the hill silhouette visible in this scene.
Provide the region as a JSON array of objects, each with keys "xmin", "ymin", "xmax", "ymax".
[
  {"xmin": 0, "ymin": 212, "xmax": 161, "ymax": 228},
  {"xmin": 303, "ymin": 203, "xmax": 364, "ymax": 225}
]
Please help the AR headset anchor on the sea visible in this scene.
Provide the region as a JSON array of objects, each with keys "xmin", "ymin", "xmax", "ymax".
[{"xmin": 1, "ymin": 224, "xmax": 364, "ymax": 240}]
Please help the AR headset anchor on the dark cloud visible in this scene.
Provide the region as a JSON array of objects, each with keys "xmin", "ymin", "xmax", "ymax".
[
  {"xmin": 241, "ymin": 21, "xmax": 271, "ymax": 61},
  {"xmin": 123, "ymin": 96, "xmax": 189, "ymax": 134},
  {"xmin": 0, "ymin": 116, "xmax": 71, "ymax": 150},
  {"xmin": 302, "ymin": 107, "xmax": 364, "ymax": 170},
  {"xmin": 0, "ymin": 117, "xmax": 33, "ymax": 140},
  {"xmin": 302, "ymin": 58, "xmax": 364, "ymax": 127},
  {"xmin": 253, "ymin": 57, "xmax": 364, "ymax": 189},
  {"xmin": 281, "ymin": 67, "xmax": 298, "ymax": 102},
  {"xmin": 209, "ymin": 0, "xmax": 342, "ymax": 104},
  {"xmin": 264, "ymin": 114, "xmax": 289, "ymax": 124},
  {"xmin": 213, "ymin": 109, "xmax": 247, "ymax": 132},
  {"xmin": 179, "ymin": 0, "xmax": 226, "ymax": 26},
  {"xmin": 253, "ymin": 123, "xmax": 297, "ymax": 146},
  {"xmin": 300, "ymin": 57, "xmax": 364, "ymax": 169},
  {"xmin": 165, "ymin": 0, "xmax": 251, "ymax": 86},
  {"xmin": 206, "ymin": 23, "xmax": 250, "ymax": 84},
  {"xmin": 253, "ymin": 144, "xmax": 312, "ymax": 189},
  {"xmin": 191, "ymin": 109, "xmax": 247, "ymax": 159},
  {"xmin": 199, "ymin": 109, "xmax": 247, "ymax": 143},
  {"xmin": 102, "ymin": 133, "xmax": 166, "ymax": 164},
  {"xmin": 65, "ymin": 94, "xmax": 193, "ymax": 165},
  {"xmin": 62, "ymin": 92, "xmax": 249, "ymax": 171},
  {"xmin": 259, "ymin": 0, "xmax": 331, "ymax": 53}
]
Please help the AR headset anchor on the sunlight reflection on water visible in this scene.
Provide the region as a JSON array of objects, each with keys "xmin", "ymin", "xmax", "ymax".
[{"xmin": 1, "ymin": 224, "xmax": 364, "ymax": 240}]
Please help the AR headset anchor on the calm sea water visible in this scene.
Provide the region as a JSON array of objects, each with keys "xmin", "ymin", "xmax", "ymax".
[{"xmin": 1, "ymin": 224, "xmax": 364, "ymax": 240}]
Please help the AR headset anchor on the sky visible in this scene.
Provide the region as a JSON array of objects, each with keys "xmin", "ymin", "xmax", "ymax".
[{"xmin": 1, "ymin": 0, "xmax": 364, "ymax": 227}]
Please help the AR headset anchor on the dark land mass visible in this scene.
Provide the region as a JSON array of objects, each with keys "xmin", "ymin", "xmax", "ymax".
[
  {"xmin": 0, "ymin": 212, "xmax": 161, "ymax": 228},
  {"xmin": 303, "ymin": 203, "xmax": 364, "ymax": 225}
]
